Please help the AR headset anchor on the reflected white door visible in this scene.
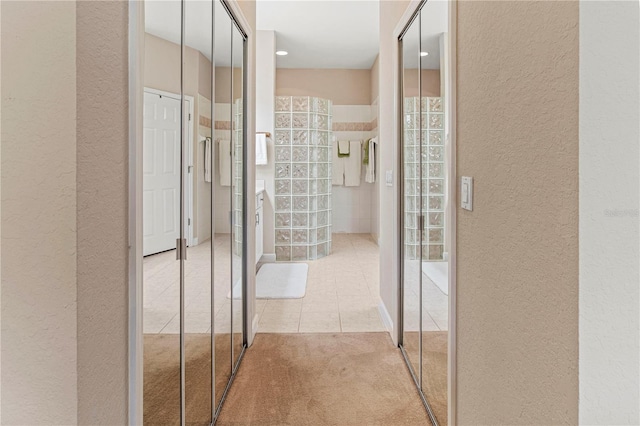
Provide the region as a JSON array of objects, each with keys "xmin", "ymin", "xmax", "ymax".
[{"xmin": 143, "ymin": 91, "xmax": 181, "ymax": 256}]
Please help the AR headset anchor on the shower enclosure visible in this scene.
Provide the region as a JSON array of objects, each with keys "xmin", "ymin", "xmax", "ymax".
[
  {"xmin": 274, "ymin": 96, "xmax": 333, "ymax": 261},
  {"xmin": 403, "ymin": 95, "xmax": 445, "ymax": 261}
]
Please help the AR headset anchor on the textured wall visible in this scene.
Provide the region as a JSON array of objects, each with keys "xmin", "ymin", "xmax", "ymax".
[
  {"xmin": 76, "ymin": 2, "xmax": 129, "ymax": 424},
  {"xmin": 378, "ymin": 0, "xmax": 410, "ymax": 341},
  {"xmin": 579, "ymin": 1, "xmax": 640, "ymax": 424},
  {"xmin": 1, "ymin": 2, "xmax": 78, "ymax": 423},
  {"xmin": 456, "ymin": 1, "xmax": 579, "ymax": 423}
]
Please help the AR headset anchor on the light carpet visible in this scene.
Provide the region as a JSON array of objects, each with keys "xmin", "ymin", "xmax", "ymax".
[
  {"xmin": 422, "ymin": 261, "xmax": 448, "ymax": 295},
  {"xmin": 230, "ymin": 263, "xmax": 308, "ymax": 299},
  {"xmin": 403, "ymin": 331, "xmax": 448, "ymax": 425},
  {"xmin": 216, "ymin": 333, "xmax": 430, "ymax": 425}
]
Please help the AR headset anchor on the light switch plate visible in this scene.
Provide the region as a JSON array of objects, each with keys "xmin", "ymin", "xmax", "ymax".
[
  {"xmin": 461, "ymin": 176, "xmax": 473, "ymax": 211},
  {"xmin": 385, "ymin": 170, "xmax": 393, "ymax": 187}
]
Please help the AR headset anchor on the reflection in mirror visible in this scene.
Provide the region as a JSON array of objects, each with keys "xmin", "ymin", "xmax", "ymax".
[
  {"xmin": 142, "ymin": 1, "xmax": 182, "ymax": 424},
  {"xmin": 212, "ymin": 0, "xmax": 233, "ymax": 414},
  {"xmin": 184, "ymin": 0, "xmax": 214, "ymax": 424},
  {"xmin": 401, "ymin": 12, "xmax": 422, "ymax": 386},
  {"xmin": 419, "ymin": 1, "xmax": 449, "ymax": 424},
  {"xmin": 230, "ymin": 20, "xmax": 245, "ymax": 370}
]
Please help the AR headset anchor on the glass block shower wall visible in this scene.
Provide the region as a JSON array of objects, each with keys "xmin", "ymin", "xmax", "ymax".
[
  {"xmin": 404, "ymin": 96, "xmax": 445, "ymax": 260},
  {"xmin": 274, "ymin": 96, "xmax": 333, "ymax": 261},
  {"xmin": 233, "ymin": 98, "xmax": 242, "ymax": 256}
]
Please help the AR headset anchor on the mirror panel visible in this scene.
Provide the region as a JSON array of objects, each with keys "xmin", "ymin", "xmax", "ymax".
[
  {"xmin": 230, "ymin": 21, "xmax": 245, "ymax": 369},
  {"xmin": 401, "ymin": 14, "xmax": 422, "ymax": 382},
  {"xmin": 142, "ymin": 1, "xmax": 182, "ymax": 424},
  {"xmin": 420, "ymin": 1, "xmax": 449, "ymax": 424},
  {"xmin": 184, "ymin": 0, "xmax": 214, "ymax": 424},
  {"xmin": 212, "ymin": 0, "xmax": 233, "ymax": 413}
]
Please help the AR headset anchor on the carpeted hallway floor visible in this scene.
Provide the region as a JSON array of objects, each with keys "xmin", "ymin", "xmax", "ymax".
[{"xmin": 216, "ymin": 333, "xmax": 430, "ymax": 425}]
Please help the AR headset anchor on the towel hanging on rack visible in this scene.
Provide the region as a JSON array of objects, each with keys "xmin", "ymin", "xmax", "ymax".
[
  {"xmin": 204, "ymin": 137, "xmax": 212, "ymax": 183},
  {"xmin": 256, "ymin": 133, "xmax": 268, "ymax": 165}
]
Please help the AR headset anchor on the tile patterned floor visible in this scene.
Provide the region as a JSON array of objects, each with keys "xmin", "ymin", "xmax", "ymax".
[
  {"xmin": 143, "ymin": 232, "xmax": 447, "ymax": 335},
  {"xmin": 256, "ymin": 233, "xmax": 385, "ymax": 333}
]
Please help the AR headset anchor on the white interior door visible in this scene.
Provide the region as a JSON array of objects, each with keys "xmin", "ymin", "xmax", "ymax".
[{"xmin": 143, "ymin": 91, "xmax": 181, "ymax": 256}]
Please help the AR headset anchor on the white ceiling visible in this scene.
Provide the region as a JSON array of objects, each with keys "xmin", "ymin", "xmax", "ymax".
[
  {"xmin": 402, "ymin": 0, "xmax": 449, "ymax": 70},
  {"xmin": 257, "ymin": 0, "xmax": 380, "ymax": 69},
  {"xmin": 145, "ymin": 0, "xmax": 449, "ymax": 70}
]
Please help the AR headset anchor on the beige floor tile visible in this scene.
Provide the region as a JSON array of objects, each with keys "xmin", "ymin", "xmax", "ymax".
[{"xmin": 299, "ymin": 312, "xmax": 341, "ymax": 333}]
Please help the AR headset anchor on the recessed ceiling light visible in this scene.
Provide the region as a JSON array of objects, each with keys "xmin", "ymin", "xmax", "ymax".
[
  {"xmin": 420, "ymin": 51, "xmax": 429, "ymax": 57},
  {"xmin": 276, "ymin": 50, "xmax": 288, "ymax": 56}
]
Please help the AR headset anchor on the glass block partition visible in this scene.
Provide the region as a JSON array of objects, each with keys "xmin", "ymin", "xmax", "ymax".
[
  {"xmin": 404, "ymin": 96, "xmax": 445, "ymax": 260},
  {"xmin": 274, "ymin": 96, "xmax": 332, "ymax": 261},
  {"xmin": 233, "ymin": 98, "xmax": 243, "ymax": 256}
]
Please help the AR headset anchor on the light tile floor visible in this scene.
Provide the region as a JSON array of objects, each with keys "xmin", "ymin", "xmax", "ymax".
[
  {"xmin": 403, "ymin": 260, "xmax": 449, "ymax": 332},
  {"xmin": 143, "ymin": 233, "xmax": 447, "ymax": 335},
  {"xmin": 256, "ymin": 233, "xmax": 385, "ymax": 333},
  {"xmin": 143, "ymin": 234, "xmax": 241, "ymax": 334}
]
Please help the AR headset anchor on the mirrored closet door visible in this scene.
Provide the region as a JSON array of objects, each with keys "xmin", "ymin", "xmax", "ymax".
[
  {"xmin": 140, "ymin": 1, "xmax": 248, "ymax": 424},
  {"xmin": 399, "ymin": 1, "xmax": 450, "ymax": 425}
]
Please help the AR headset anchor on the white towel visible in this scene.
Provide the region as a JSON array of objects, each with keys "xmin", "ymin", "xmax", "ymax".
[
  {"xmin": 218, "ymin": 139, "xmax": 231, "ymax": 186},
  {"xmin": 365, "ymin": 137, "xmax": 376, "ymax": 183},
  {"xmin": 338, "ymin": 140, "xmax": 350, "ymax": 156},
  {"xmin": 332, "ymin": 140, "xmax": 344, "ymax": 185},
  {"xmin": 344, "ymin": 140, "xmax": 362, "ymax": 187},
  {"xmin": 255, "ymin": 133, "xmax": 268, "ymax": 165},
  {"xmin": 204, "ymin": 138, "xmax": 212, "ymax": 183}
]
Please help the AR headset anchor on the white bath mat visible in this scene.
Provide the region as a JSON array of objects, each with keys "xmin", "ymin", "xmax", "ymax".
[
  {"xmin": 229, "ymin": 263, "xmax": 308, "ymax": 299},
  {"xmin": 422, "ymin": 261, "xmax": 448, "ymax": 295}
]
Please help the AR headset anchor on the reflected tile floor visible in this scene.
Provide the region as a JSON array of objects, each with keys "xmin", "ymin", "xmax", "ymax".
[
  {"xmin": 403, "ymin": 260, "xmax": 449, "ymax": 332},
  {"xmin": 143, "ymin": 234, "xmax": 239, "ymax": 334},
  {"xmin": 144, "ymin": 233, "xmax": 385, "ymax": 334},
  {"xmin": 257, "ymin": 233, "xmax": 385, "ymax": 334}
]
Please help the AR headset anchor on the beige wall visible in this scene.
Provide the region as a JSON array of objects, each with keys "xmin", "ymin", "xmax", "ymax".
[
  {"xmin": 456, "ymin": 1, "xmax": 579, "ymax": 423},
  {"xmin": 378, "ymin": 0, "xmax": 411, "ymax": 340},
  {"xmin": 403, "ymin": 69, "xmax": 441, "ymax": 97},
  {"xmin": 277, "ymin": 68, "xmax": 371, "ymax": 105},
  {"xmin": 214, "ymin": 66, "xmax": 242, "ymax": 104},
  {"xmin": 370, "ymin": 55, "xmax": 379, "ymax": 103},
  {"xmin": 76, "ymin": 2, "xmax": 129, "ymax": 424},
  {"xmin": 1, "ymin": 2, "xmax": 78, "ymax": 424}
]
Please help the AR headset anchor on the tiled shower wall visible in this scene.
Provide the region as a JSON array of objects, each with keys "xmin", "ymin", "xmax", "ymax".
[
  {"xmin": 274, "ymin": 96, "xmax": 333, "ymax": 261},
  {"xmin": 404, "ymin": 96, "xmax": 445, "ymax": 260}
]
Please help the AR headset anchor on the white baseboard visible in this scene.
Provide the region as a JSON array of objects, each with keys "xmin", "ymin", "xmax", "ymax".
[
  {"xmin": 250, "ymin": 314, "xmax": 259, "ymax": 345},
  {"xmin": 260, "ymin": 253, "xmax": 276, "ymax": 263},
  {"xmin": 377, "ymin": 301, "xmax": 393, "ymax": 334}
]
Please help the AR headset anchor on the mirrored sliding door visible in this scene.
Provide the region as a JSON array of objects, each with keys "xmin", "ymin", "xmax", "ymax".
[
  {"xmin": 419, "ymin": 1, "xmax": 449, "ymax": 424},
  {"xmin": 399, "ymin": 1, "xmax": 450, "ymax": 425},
  {"xmin": 142, "ymin": 1, "xmax": 182, "ymax": 424},
  {"xmin": 212, "ymin": 0, "xmax": 233, "ymax": 416},
  {"xmin": 184, "ymin": 0, "xmax": 214, "ymax": 424},
  {"xmin": 230, "ymin": 18, "xmax": 246, "ymax": 371},
  {"xmin": 140, "ymin": 1, "xmax": 248, "ymax": 424},
  {"xmin": 400, "ymin": 12, "xmax": 422, "ymax": 386}
]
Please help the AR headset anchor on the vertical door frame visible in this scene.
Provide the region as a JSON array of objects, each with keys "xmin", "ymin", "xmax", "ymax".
[{"xmin": 394, "ymin": 0, "xmax": 458, "ymax": 425}]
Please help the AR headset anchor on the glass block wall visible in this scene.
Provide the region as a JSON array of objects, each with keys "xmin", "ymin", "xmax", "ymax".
[
  {"xmin": 274, "ymin": 96, "xmax": 332, "ymax": 261},
  {"xmin": 404, "ymin": 96, "xmax": 445, "ymax": 260},
  {"xmin": 233, "ymin": 98, "xmax": 243, "ymax": 256}
]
